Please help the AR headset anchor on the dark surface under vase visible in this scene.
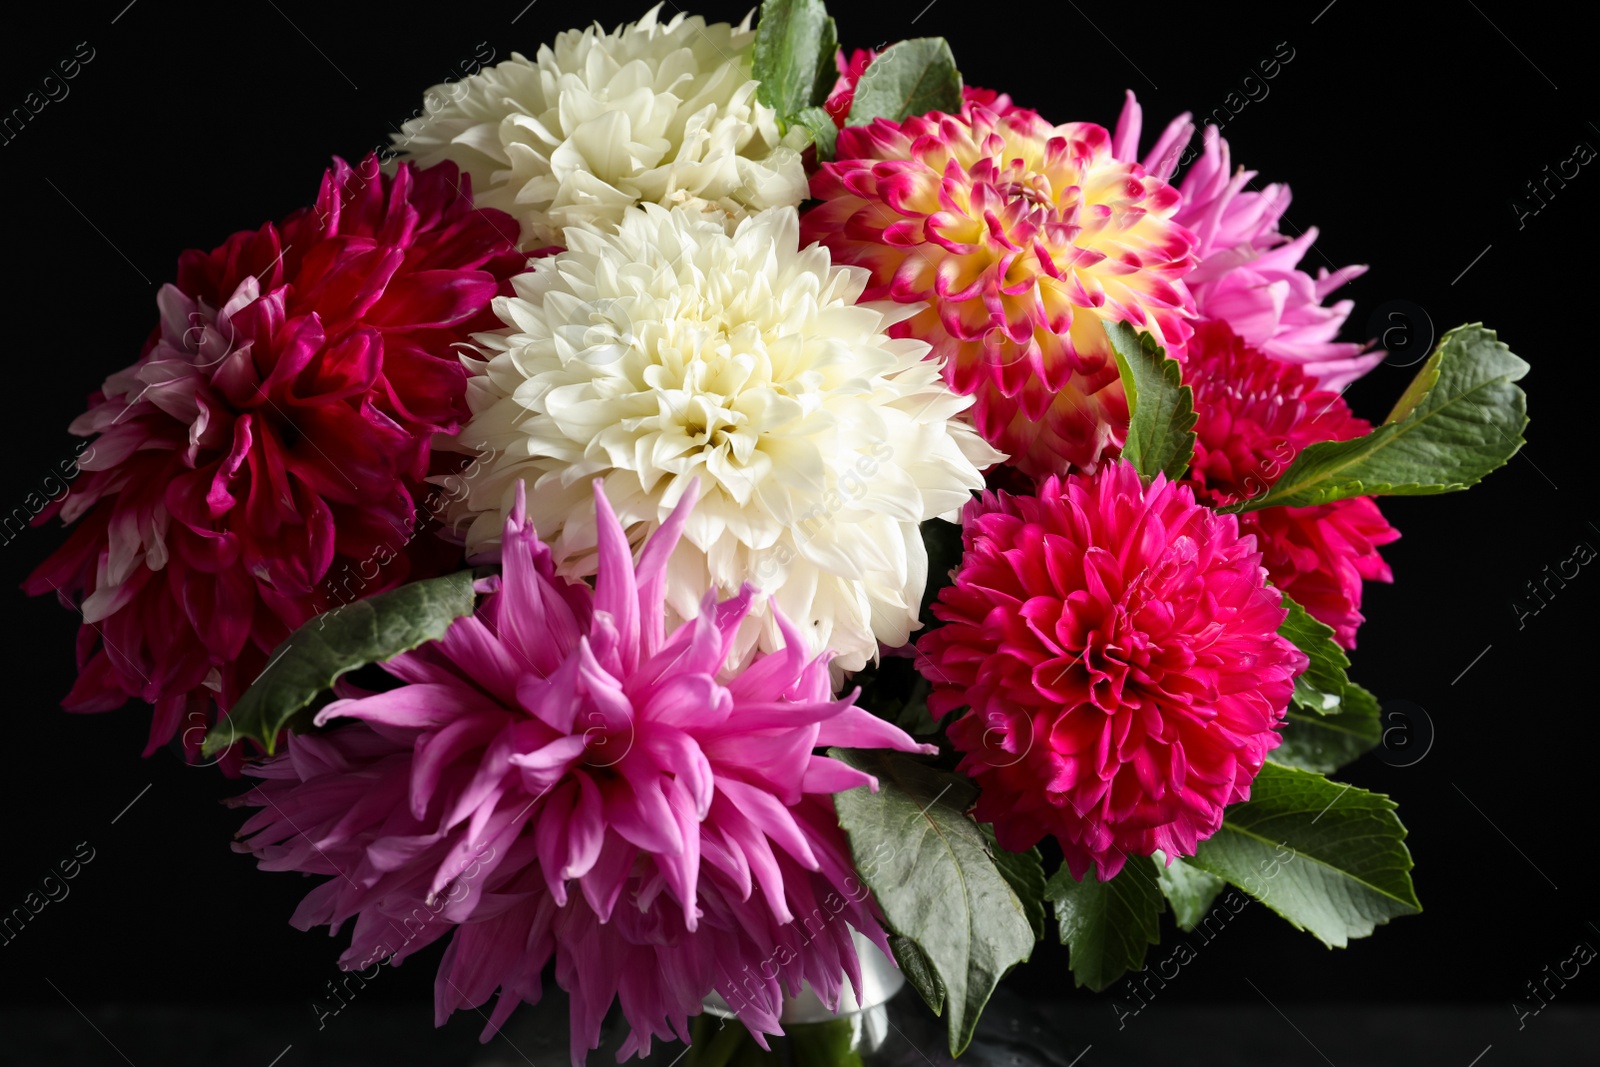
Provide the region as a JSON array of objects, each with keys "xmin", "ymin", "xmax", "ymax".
[{"xmin": 6, "ymin": 995, "xmax": 1593, "ymax": 1065}]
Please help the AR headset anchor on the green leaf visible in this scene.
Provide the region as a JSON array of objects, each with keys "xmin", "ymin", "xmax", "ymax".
[
  {"xmin": 201, "ymin": 571, "xmax": 478, "ymax": 757},
  {"xmin": 887, "ymin": 933, "xmax": 945, "ymax": 1015},
  {"xmin": 1271, "ymin": 683, "xmax": 1382, "ymax": 774},
  {"xmin": 986, "ymin": 830, "xmax": 1047, "ymax": 941},
  {"xmin": 1151, "ymin": 852, "xmax": 1225, "ymax": 932},
  {"xmin": 885, "ymin": 676, "xmax": 941, "ymax": 738},
  {"xmin": 1187, "ymin": 763, "xmax": 1421, "ymax": 947},
  {"xmin": 1105, "ymin": 320, "xmax": 1197, "ymax": 481},
  {"xmin": 789, "ymin": 105, "xmax": 838, "ymax": 160},
  {"xmin": 831, "ymin": 749, "xmax": 1036, "ymax": 1055},
  {"xmin": 1044, "ymin": 861, "xmax": 1165, "ymax": 991},
  {"xmin": 1383, "ymin": 344, "xmax": 1444, "ymax": 425},
  {"xmin": 1230, "ymin": 324, "xmax": 1529, "ymax": 511},
  {"xmin": 1278, "ymin": 594, "xmax": 1352, "ymax": 715},
  {"xmin": 845, "ymin": 38, "xmax": 962, "ymax": 127},
  {"xmin": 752, "ymin": 0, "xmax": 838, "ymax": 124},
  {"xmin": 806, "ymin": 22, "xmax": 844, "ymax": 109},
  {"xmin": 806, "ymin": 20, "xmax": 839, "ymax": 110}
]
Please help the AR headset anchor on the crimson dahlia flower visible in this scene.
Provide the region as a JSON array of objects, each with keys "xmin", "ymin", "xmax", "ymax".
[
  {"xmin": 1183, "ymin": 321, "xmax": 1398, "ymax": 647},
  {"xmin": 916, "ymin": 462, "xmax": 1305, "ymax": 880},
  {"xmin": 25, "ymin": 156, "xmax": 522, "ymax": 767},
  {"xmin": 233, "ymin": 481, "xmax": 930, "ymax": 1064}
]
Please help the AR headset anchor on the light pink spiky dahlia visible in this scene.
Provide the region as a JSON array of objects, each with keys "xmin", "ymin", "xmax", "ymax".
[
  {"xmin": 25, "ymin": 156, "xmax": 522, "ymax": 769},
  {"xmin": 233, "ymin": 481, "xmax": 931, "ymax": 1065},
  {"xmin": 803, "ymin": 107, "xmax": 1196, "ymax": 476},
  {"xmin": 915, "ymin": 461, "xmax": 1305, "ymax": 880},
  {"xmin": 1182, "ymin": 321, "xmax": 1398, "ymax": 648},
  {"xmin": 1113, "ymin": 92, "xmax": 1382, "ymax": 390}
]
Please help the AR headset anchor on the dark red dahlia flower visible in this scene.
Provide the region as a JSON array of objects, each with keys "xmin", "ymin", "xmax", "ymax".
[
  {"xmin": 25, "ymin": 155, "xmax": 523, "ymax": 769},
  {"xmin": 1183, "ymin": 320, "xmax": 1399, "ymax": 647}
]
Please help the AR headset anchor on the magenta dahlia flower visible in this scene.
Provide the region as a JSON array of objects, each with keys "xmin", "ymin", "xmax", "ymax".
[
  {"xmin": 822, "ymin": 48, "xmax": 1031, "ymax": 127},
  {"xmin": 232, "ymin": 480, "xmax": 931, "ymax": 1064},
  {"xmin": 25, "ymin": 155, "xmax": 523, "ymax": 767},
  {"xmin": 803, "ymin": 106, "xmax": 1195, "ymax": 476},
  {"xmin": 916, "ymin": 462, "xmax": 1305, "ymax": 880},
  {"xmin": 1113, "ymin": 92, "xmax": 1382, "ymax": 390},
  {"xmin": 1182, "ymin": 321, "xmax": 1398, "ymax": 647}
]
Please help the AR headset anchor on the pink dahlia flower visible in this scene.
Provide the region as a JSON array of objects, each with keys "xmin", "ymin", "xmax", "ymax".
[
  {"xmin": 1113, "ymin": 91, "xmax": 1382, "ymax": 390},
  {"xmin": 232, "ymin": 480, "xmax": 931, "ymax": 1065},
  {"xmin": 804, "ymin": 107, "xmax": 1196, "ymax": 476},
  {"xmin": 916, "ymin": 461, "xmax": 1305, "ymax": 880},
  {"xmin": 1183, "ymin": 321, "xmax": 1398, "ymax": 647},
  {"xmin": 823, "ymin": 48, "xmax": 1031, "ymax": 127},
  {"xmin": 25, "ymin": 155, "xmax": 523, "ymax": 768}
]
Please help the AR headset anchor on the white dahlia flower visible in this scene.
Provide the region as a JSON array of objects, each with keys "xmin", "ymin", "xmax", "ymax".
[
  {"xmin": 391, "ymin": 4, "xmax": 808, "ymax": 250},
  {"xmin": 447, "ymin": 203, "xmax": 1004, "ymax": 672}
]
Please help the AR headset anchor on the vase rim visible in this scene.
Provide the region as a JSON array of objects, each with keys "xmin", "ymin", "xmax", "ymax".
[{"xmin": 701, "ymin": 927, "xmax": 904, "ymax": 1025}]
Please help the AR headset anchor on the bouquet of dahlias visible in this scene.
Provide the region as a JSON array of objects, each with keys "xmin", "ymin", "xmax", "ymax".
[{"xmin": 27, "ymin": 2, "xmax": 1530, "ymax": 1064}]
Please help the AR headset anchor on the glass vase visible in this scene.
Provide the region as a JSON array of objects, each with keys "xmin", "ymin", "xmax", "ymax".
[{"xmin": 474, "ymin": 932, "xmax": 1070, "ymax": 1066}]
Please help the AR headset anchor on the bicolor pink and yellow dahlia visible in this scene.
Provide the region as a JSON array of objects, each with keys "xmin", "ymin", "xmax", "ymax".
[
  {"xmin": 1113, "ymin": 92, "xmax": 1382, "ymax": 390},
  {"xmin": 1183, "ymin": 321, "xmax": 1398, "ymax": 647},
  {"xmin": 25, "ymin": 156, "xmax": 523, "ymax": 767},
  {"xmin": 803, "ymin": 106, "xmax": 1195, "ymax": 475},
  {"xmin": 916, "ymin": 461, "xmax": 1305, "ymax": 880},
  {"xmin": 234, "ymin": 481, "xmax": 931, "ymax": 1064}
]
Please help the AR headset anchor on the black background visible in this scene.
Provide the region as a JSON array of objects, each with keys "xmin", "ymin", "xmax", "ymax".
[{"xmin": 1, "ymin": 0, "xmax": 1595, "ymax": 1058}]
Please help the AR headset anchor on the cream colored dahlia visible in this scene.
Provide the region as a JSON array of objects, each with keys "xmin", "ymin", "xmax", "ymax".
[
  {"xmin": 391, "ymin": 4, "xmax": 808, "ymax": 250},
  {"xmin": 447, "ymin": 203, "xmax": 1002, "ymax": 672}
]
